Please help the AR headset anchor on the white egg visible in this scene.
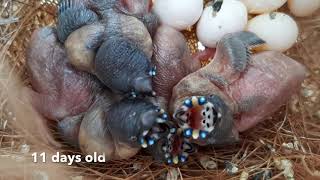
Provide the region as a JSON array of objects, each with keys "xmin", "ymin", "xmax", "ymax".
[
  {"xmin": 153, "ymin": 0, "xmax": 203, "ymax": 30},
  {"xmin": 288, "ymin": 0, "xmax": 320, "ymax": 17},
  {"xmin": 196, "ymin": 0, "xmax": 248, "ymax": 48},
  {"xmin": 240, "ymin": 0, "xmax": 287, "ymax": 14},
  {"xmin": 247, "ymin": 12, "xmax": 299, "ymax": 52}
]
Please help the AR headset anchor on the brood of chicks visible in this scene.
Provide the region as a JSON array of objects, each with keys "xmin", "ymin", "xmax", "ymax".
[{"xmin": 25, "ymin": 0, "xmax": 307, "ymax": 165}]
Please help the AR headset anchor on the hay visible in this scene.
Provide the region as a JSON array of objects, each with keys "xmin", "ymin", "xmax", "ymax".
[{"xmin": 0, "ymin": 0, "xmax": 319, "ymax": 179}]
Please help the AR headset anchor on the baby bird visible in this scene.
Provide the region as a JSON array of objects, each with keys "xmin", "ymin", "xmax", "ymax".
[
  {"xmin": 27, "ymin": 27, "xmax": 172, "ymax": 159},
  {"xmin": 26, "ymin": 27, "xmax": 101, "ymax": 121},
  {"xmin": 24, "ymin": 27, "xmax": 102, "ymax": 148},
  {"xmin": 57, "ymin": 0, "xmax": 159, "ymax": 96},
  {"xmin": 171, "ymin": 31, "xmax": 306, "ymax": 146},
  {"xmin": 58, "ymin": 91, "xmax": 173, "ymax": 160}
]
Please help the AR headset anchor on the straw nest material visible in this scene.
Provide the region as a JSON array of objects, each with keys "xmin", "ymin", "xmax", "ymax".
[{"xmin": 0, "ymin": 0, "xmax": 319, "ymax": 179}]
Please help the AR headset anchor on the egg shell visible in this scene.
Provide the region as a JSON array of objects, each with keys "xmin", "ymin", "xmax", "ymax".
[
  {"xmin": 247, "ymin": 12, "xmax": 299, "ymax": 52},
  {"xmin": 288, "ymin": 0, "xmax": 320, "ymax": 17},
  {"xmin": 196, "ymin": 0, "xmax": 248, "ymax": 48},
  {"xmin": 153, "ymin": 0, "xmax": 203, "ymax": 30},
  {"xmin": 240, "ymin": 0, "xmax": 287, "ymax": 14}
]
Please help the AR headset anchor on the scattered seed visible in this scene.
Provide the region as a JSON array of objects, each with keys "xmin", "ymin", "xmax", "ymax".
[
  {"xmin": 20, "ymin": 144, "xmax": 30, "ymax": 154},
  {"xmin": 132, "ymin": 163, "xmax": 142, "ymax": 171},
  {"xmin": 274, "ymin": 158, "xmax": 294, "ymax": 180},
  {"xmin": 225, "ymin": 161, "xmax": 238, "ymax": 175},
  {"xmin": 197, "ymin": 42, "xmax": 205, "ymax": 51},
  {"xmin": 282, "ymin": 142, "xmax": 294, "ymax": 154},
  {"xmin": 240, "ymin": 171, "xmax": 249, "ymax": 180},
  {"xmin": 199, "ymin": 156, "xmax": 217, "ymax": 170},
  {"xmin": 166, "ymin": 168, "xmax": 179, "ymax": 180},
  {"xmin": 253, "ymin": 170, "xmax": 272, "ymax": 180}
]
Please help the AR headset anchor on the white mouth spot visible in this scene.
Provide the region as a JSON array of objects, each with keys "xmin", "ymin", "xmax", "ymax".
[
  {"xmin": 183, "ymin": 142, "xmax": 191, "ymax": 150},
  {"xmin": 182, "ymin": 152, "xmax": 189, "ymax": 158},
  {"xmin": 142, "ymin": 130, "xmax": 149, "ymax": 136},
  {"xmin": 200, "ymin": 103, "xmax": 217, "ymax": 132},
  {"xmin": 181, "ymin": 105, "xmax": 189, "ymax": 112},
  {"xmin": 179, "ymin": 114, "xmax": 188, "ymax": 122},
  {"xmin": 150, "ymin": 133, "xmax": 160, "ymax": 140},
  {"xmin": 174, "ymin": 96, "xmax": 223, "ymax": 138}
]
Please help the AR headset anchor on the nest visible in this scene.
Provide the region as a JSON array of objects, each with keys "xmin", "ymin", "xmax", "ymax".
[{"xmin": 0, "ymin": 0, "xmax": 319, "ymax": 179}]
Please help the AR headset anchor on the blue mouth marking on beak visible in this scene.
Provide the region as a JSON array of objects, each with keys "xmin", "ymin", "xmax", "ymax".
[
  {"xmin": 200, "ymin": 130, "xmax": 208, "ymax": 139},
  {"xmin": 179, "ymin": 155, "xmax": 187, "ymax": 163},
  {"xmin": 161, "ymin": 113, "xmax": 168, "ymax": 120},
  {"xmin": 184, "ymin": 128, "xmax": 193, "ymax": 138},
  {"xmin": 184, "ymin": 99, "xmax": 193, "ymax": 108},
  {"xmin": 198, "ymin": 96, "xmax": 207, "ymax": 105},
  {"xmin": 147, "ymin": 138, "xmax": 155, "ymax": 146}
]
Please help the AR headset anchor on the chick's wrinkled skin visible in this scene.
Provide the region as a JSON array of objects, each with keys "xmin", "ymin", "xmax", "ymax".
[
  {"xmin": 152, "ymin": 25, "xmax": 202, "ymax": 108},
  {"xmin": 116, "ymin": 0, "xmax": 159, "ymax": 37},
  {"xmin": 57, "ymin": 0, "xmax": 158, "ymax": 95},
  {"xmin": 26, "ymin": 27, "xmax": 101, "ymax": 121},
  {"xmin": 171, "ymin": 31, "xmax": 306, "ymax": 146},
  {"xmin": 231, "ymin": 51, "xmax": 306, "ymax": 132}
]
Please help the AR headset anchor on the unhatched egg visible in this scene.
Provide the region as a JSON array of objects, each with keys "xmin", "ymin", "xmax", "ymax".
[
  {"xmin": 240, "ymin": 0, "xmax": 287, "ymax": 14},
  {"xmin": 288, "ymin": 0, "xmax": 320, "ymax": 17},
  {"xmin": 196, "ymin": 0, "xmax": 247, "ymax": 48},
  {"xmin": 247, "ymin": 12, "xmax": 299, "ymax": 52},
  {"xmin": 153, "ymin": 0, "xmax": 203, "ymax": 30}
]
